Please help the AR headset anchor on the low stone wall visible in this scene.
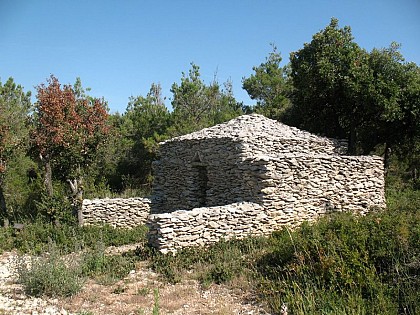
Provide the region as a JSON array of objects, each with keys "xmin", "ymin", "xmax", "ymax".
[
  {"xmin": 81, "ymin": 197, "xmax": 151, "ymax": 228},
  {"xmin": 147, "ymin": 202, "xmax": 270, "ymax": 254}
]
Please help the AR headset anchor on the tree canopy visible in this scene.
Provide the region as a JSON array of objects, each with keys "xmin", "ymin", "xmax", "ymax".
[
  {"xmin": 31, "ymin": 75, "xmax": 110, "ymax": 196},
  {"xmin": 118, "ymin": 83, "xmax": 171, "ymax": 187},
  {"xmin": 289, "ymin": 18, "xmax": 371, "ymax": 153},
  {"xmin": 170, "ymin": 63, "xmax": 242, "ymax": 136},
  {"xmin": 288, "ymin": 18, "xmax": 419, "ymax": 172},
  {"xmin": 0, "ymin": 78, "xmax": 32, "ymax": 219},
  {"xmin": 242, "ymin": 44, "xmax": 291, "ymax": 120}
]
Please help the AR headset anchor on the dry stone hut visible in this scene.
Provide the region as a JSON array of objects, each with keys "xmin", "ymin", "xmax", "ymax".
[{"xmin": 148, "ymin": 114, "xmax": 385, "ymax": 253}]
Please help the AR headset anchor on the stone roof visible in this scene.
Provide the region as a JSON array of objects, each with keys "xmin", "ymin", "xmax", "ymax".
[{"xmin": 163, "ymin": 114, "xmax": 339, "ymax": 147}]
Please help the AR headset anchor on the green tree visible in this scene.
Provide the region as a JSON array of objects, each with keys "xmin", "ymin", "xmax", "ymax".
[
  {"xmin": 242, "ymin": 44, "xmax": 291, "ymax": 120},
  {"xmin": 0, "ymin": 77, "xmax": 32, "ymax": 224},
  {"xmin": 289, "ymin": 18, "xmax": 419, "ymax": 180},
  {"xmin": 289, "ymin": 18, "xmax": 369, "ymax": 153},
  {"xmin": 81, "ymin": 112, "xmax": 130, "ymax": 194},
  {"xmin": 118, "ymin": 83, "xmax": 171, "ymax": 190},
  {"xmin": 170, "ymin": 63, "xmax": 242, "ymax": 136},
  {"xmin": 361, "ymin": 44, "xmax": 420, "ymax": 177}
]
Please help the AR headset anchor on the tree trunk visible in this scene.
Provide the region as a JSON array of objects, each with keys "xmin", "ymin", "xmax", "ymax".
[
  {"xmin": 68, "ymin": 177, "xmax": 84, "ymax": 225},
  {"xmin": 348, "ymin": 118, "xmax": 357, "ymax": 155},
  {"xmin": 44, "ymin": 158, "xmax": 53, "ymax": 197},
  {"xmin": 0, "ymin": 184, "xmax": 8, "ymax": 227}
]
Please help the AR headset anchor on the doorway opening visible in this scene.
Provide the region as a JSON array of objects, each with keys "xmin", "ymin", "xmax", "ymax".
[{"xmin": 191, "ymin": 152, "xmax": 208, "ymax": 207}]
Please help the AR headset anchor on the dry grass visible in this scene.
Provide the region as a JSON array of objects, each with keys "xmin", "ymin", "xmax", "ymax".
[{"xmin": 54, "ymin": 262, "xmax": 268, "ymax": 315}]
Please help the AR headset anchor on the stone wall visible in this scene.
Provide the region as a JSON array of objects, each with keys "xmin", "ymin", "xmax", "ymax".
[
  {"xmin": 148, "ymin": 202, "xmax": 269, "ymax": 254},
  {"xmin": 81, "ymin": 197, "xmax": 151, "ymax": 228},
  {"xmin": 152, "ymin": 137, "xmax": 253, "ymax": 213},
  {"xmin": 253, "ymin": 154, "xmax": 385, "ymax": 226}
]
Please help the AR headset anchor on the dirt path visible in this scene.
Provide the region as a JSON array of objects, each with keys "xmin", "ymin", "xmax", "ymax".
[{"xmin": 0, "ymin": 248, "xmax": 270, "ymax": 315}]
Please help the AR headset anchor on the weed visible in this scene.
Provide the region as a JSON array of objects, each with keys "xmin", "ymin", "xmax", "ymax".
[
  {"xmin": 152, "ymin": 288, "xmax": 160, "ymax": 315},
  {"xmin": 81, "ymin": 242, "xmax": 136, "ymax": 284},
  {"xmin": 148, "ymin": 237, "xmax": 268, "ymax": 285},
  {"xmin": 1, "ymin": 220, "xmax": 148, "ymax": 254},
  {"xmin": 0, "ymin": 227, "xmax": 14, "ymax": 254},
  {"xmin": 254, "ymin": 193, "xmax": 420, "ymax": 314}
]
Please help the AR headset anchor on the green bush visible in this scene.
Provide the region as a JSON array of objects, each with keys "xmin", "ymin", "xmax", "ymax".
[
  {"xmin": 255, "ymin": 195, "xmax": 419, "ymax": 314},
  {"xmin": 148, "ymin": 237, "xmax": 269, "ymax": 285},
  {"xmin": 35, "ymin": 191, "xmax": 76, "ymax": 225},
  {"xmin": 0, "ymin": 227, "xmax": 14, "ymax": 254},
  {"xmin": 17, "ymin": 238, "xmax": 139, "ymax": 297},
  {"xmin": 17, "ymin": 244, "xmax": 84, "ymax": 297}
]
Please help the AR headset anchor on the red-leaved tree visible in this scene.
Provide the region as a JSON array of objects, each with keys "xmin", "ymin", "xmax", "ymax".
[{"xmin": 32, "ymin": 75, "xmax": 109, "ymax": 204}]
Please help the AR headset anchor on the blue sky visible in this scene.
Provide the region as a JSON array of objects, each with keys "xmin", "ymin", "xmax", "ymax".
[{"xmin": 1, "ymin": 0, "xmax": 419, "ymax": 113}]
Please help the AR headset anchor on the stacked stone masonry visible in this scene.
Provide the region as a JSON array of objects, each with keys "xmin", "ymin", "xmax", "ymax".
[
  {"xmin": 149, "ymin": 114, "xmax": 386, "ymax": 253},
  {"xmin": 81, "ymin": 198, "xmax": 151, "ymax": 229},
  {"xmin": 148, "ymin": 202, "xmax": 269, "ymax": 254}
]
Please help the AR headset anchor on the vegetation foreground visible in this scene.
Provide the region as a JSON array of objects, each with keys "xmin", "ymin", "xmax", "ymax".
[{"xmin": 0, "ymin": 188, "xmax": 418, "ymax": 315}]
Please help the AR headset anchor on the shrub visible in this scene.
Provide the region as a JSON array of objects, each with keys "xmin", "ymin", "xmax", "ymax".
[
  {"xmin": 148, "ymin": 236, "xmax": 269, "ymax": 285},
  {"xmin": 17, "ymin": 244, "xmax": 84, "ymax": 297},
  {"xmin": 0, "ymin": 227, "xmax": 14, "ymax": 254},
  {"xmin": 17, "ymin": 238, "xmax": 138, "ymax": 297},
  {"xmin": 255, "ymin": 197, "xmax": 420, "ymax": 314},
  {"xmin": 35, "ymin": 190, "xmax": 76, "ymax": 225}
]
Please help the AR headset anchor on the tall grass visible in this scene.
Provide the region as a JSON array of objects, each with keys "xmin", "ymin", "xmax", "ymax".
[
  {"xmin": 256, "ymin": 203, "xmax": 419, "ymax": 314},
  {"xmin": 5, "ymin": 222, "xmax": 147, "ymax": 297},
  {"xmin": 17, "ymin": 243, "xmax": 85, "ymax": 297}
]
